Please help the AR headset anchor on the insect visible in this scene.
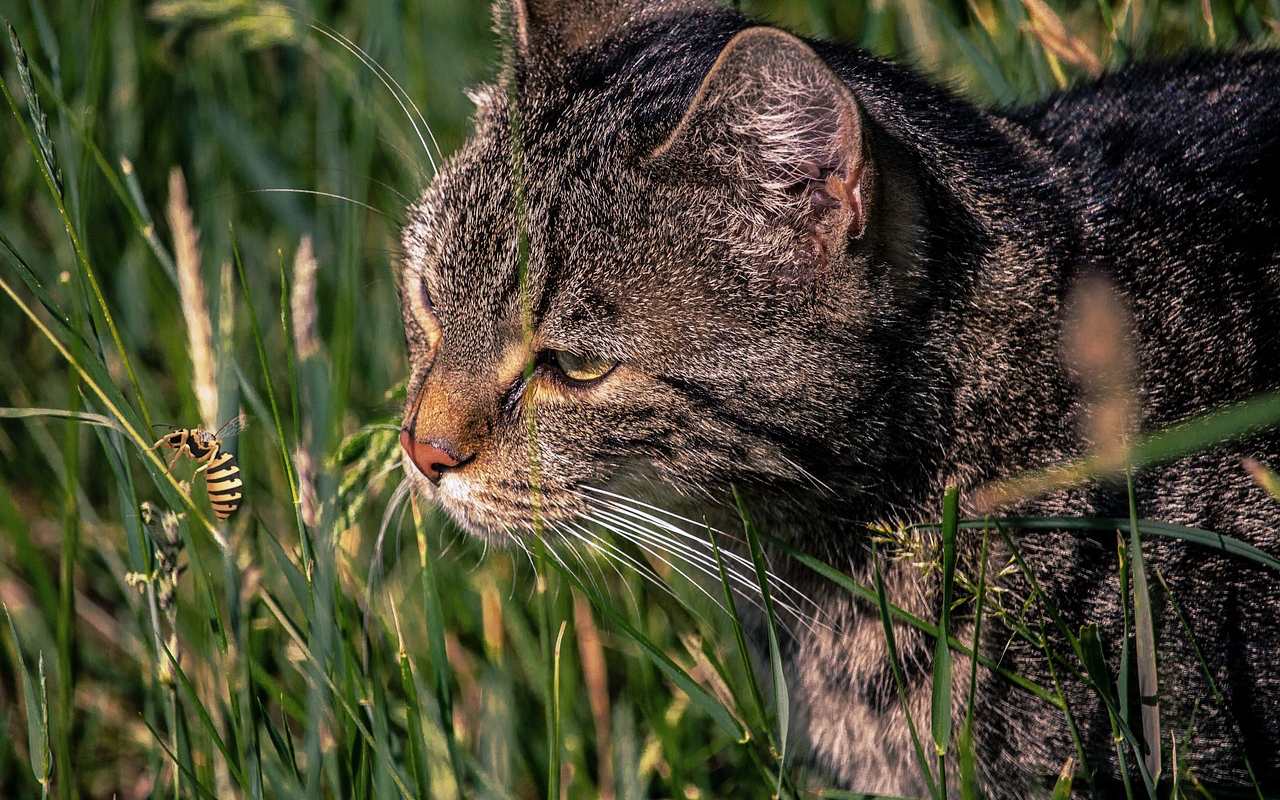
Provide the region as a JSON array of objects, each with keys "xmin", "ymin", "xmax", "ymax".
[{"xmin": 152, "ymin": 415, "xmax": 248, "ymax": 520}]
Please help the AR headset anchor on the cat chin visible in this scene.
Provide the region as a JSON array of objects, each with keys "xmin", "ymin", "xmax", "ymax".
[{"xmin": 399, "ymin": 458, "xmax": 565, "ymax": 546}]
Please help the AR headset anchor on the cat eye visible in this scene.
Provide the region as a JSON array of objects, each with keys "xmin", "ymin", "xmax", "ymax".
[{"xmin": 546, "ymin": 349, "xmax": 616, "ymax": 384}]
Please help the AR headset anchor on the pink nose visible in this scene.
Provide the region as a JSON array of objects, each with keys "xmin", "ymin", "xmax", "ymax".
[{"xmin": 400, "ymin": 429, "xmax": 463, "ymax": 484}]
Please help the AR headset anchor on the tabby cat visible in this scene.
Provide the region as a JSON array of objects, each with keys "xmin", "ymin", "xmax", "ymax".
[{"xmin": 397, "ymin": 1, "xmax": 1280, "ymax": 795}]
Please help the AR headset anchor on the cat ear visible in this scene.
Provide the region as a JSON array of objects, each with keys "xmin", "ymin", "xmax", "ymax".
[
  {"xmin": 652, "ymin": 27, "xmax": 872, "ymax": 260},
  {"xmin": 503, "ymin": 0, "xmax": 707, "ymax": 60}
]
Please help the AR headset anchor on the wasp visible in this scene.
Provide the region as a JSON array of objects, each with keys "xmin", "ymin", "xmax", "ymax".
[{"xmin": 153, "ymin": 415, "xmax": 247, "ymax": 520}]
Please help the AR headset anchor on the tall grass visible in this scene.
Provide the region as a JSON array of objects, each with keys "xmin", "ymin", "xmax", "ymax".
[{"xmin": 1, "ymin": 1, "xmax": 1278, "ymax": 799}]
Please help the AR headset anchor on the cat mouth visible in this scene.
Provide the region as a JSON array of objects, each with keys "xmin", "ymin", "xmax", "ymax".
[
  {"xmin": 400, "ymin": 452, "xmax": 587, "ymax": 545},
  {"xmin": 398, "ymin": 446, "xmax": 725, "ymax": 559}
]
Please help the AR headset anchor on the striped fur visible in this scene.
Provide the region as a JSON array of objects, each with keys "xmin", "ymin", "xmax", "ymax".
[{"xmin": 396, "ymin": 1, "xmax": 1280, "ymax": 793}]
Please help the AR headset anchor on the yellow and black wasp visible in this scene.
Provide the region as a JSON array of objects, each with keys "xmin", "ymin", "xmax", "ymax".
[{"xmin": 152, "ymin": 415, "xmax": 247, "ymax": 520}]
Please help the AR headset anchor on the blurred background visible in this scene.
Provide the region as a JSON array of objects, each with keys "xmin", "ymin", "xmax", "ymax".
[{"xmin": 1, "ymin": 1, "xmax": 1276, "ymax": 798}]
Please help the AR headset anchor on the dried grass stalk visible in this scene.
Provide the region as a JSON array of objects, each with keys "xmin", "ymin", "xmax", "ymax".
[
  {"xmin": 166, "ymin": 167, "xmax": 217, "ymax": 430},
  {"xmin": 291, "ymin": 235, "xmax": 320, "ymax": 360},
  {"xmin": 1021, "ymin": 0, "xmax": 1103, "ymax": 76},
  {"xmin": 975, "ymin": 275, "xmax": 1137, "ymax": 511}
]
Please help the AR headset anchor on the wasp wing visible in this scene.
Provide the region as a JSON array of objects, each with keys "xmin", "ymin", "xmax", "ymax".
[{"xmin": 214, "ymin": 412, "xmax": 250, "ymax": 441}]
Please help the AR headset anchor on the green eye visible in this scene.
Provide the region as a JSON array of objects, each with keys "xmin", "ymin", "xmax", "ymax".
[{"xmin": 550, "ymin": 350, "xmax": 616, "ymax": 383}]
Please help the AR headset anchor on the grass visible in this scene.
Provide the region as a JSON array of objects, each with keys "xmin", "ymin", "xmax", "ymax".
[{"xmin": 1, "ymin": 0, "xmax": 1279, "ymax": 798}]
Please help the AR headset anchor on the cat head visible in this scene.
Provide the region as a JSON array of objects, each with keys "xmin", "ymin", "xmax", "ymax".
[{"xmin": 399, "ymin": 0, "xmax": 921, "ymax": 543}]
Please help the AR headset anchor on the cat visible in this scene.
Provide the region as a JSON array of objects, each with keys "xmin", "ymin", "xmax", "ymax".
[{"xmin": 397, "ymin": 0, "xmax": 1280, "ymax": 795}]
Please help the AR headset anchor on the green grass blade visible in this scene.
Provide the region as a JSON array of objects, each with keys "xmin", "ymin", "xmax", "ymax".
[
  {"xmin": 549, "ymin": 619, "xmax": 568, "ymax": 800},
  {"xmin": 232, "ymin": 233, "xmax": 312, "ymax": 575},
  {"xmin": 1154, "ymin": 568, "xmax": 1265, "ymax": 798},
  {"xmin": 91, "ymin": 424, "xmax": 149, "ymax": 578},
  {"xmin": 1038, "ymin": 624, "xmax": 1092, "ymax": 786},
  {"xmin": 141, "ymin": 715, "xmax": 220, "ymax": 800},
  {"xmin": 931, "ymin": 486, "xmax": 959, "ymax": 784},
  {"xmin": 120, "ymin": 158, "xmax": 181, "ymax": 286},
  {"xmin": 1125, "ymin": 475, "xmax": 1161, "ymax": 781},
  {"xmin": 410, "ymin": 499, "xmax": 464, "ymax": 797},
  {"xmin": 1, "ymin": 39, "xmax": 154, "ymax": 434},
  {"xmin": 733, "ymin": 489, "xmax": 791, "ymax": 795},
  {"xmin": 772, "ymin": 537, "xmax": 1060, "ymax": 706},
  {"xmin": 258, "ymin": 590, "xmax": 415, "ymax": 800},
  {"xmin": 1116, "ymin": 530, "xmax": 1132, "ymax": 740},
  {"xmin": 260, "ymin": 521, "xmax": 312, "ymax": 612},
  {"xmin": 0, "ymin": 229, "xmax": 76, "ymax": 330},
  {"xmin": 937, "ymin": 517, "xmax": 1280, "ymax": 573},
  {"xmin": 533, "ymin": 537, "xmax": 560, "ymax": 800},
  {"xmin": 278, "ymin": 248, "xmax": 303, "ymax": 451},
  {"xmin": 255, "ymin": 691, "xmax": 301, "ymax": 789},
  {"xmin": 54, "ymin": 392, "xmax": 78, "ymax": 800},
  {"xmin": 398, "ymin": 645, "xmax": 433, "ymax": 800},
  {"xmin": 962, "ymin": 524, "xmax": 988, "ymax": 732},
  {"xmin": 554, "ymin": 556, "xmax": 747, "ymax": 741},
  {"xmin": 981, "ymin": 390, "xmax": 1280, "ymax": 507},
  {"xmin": 708, "ymin": 525, "xmax": 771, "ymax": 738},
  {"xmin": 998, "ymin": 529, "xmax": 1154, "ymax": 795},
  {"xmin": 0, "ymin": 407, "xmax": 117, "ymax": 428},
  {"xmin": 1076, "ymin": 624, "xmax": 1115, "ymax": 709},
  {"xmin": 23, "ymin": 58, "xmax": 179, "ymax": 290},
  {"xmin": 281, "ymin": 688, "xmax": 302, "ymax": 782},
  {"xmin": 871, "ymin": 545, "xmax": 940, "ymax": 799},
  {"xmin": 958, "ymin": 524, "xmax": 990, "ymax": 800},
  {"xmin": 5, "ymin": 19, "xmax": 60, "ymax": 197},
  {"xmin": 1079, "ymin": 624, "xmax": 1138, "ymax": 800},
  {"xmin": 1050, "ymin": 757, "xmax": 1075, "ymax": 800},
  {"xmin": 158, "ymin": 639, "xmax": 248, "ymax": 791},
  {"xmin": 3, "ymin": 604, "xmax": 52, "ymax": 789}
]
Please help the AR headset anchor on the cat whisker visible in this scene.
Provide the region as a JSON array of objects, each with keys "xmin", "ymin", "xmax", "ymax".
[
  {"xmin": 562, "ymin": 519, "xmax": 683, "ymax": 610},
  {"xmin": 578, "ymin": 485, "xmax": 742, "ymax": 543},
  {"xmin": 510, "ymin": 529, "xmax": 541, "ymax": 603},
  {"xmin": 610, "ymin": 521, "xmax": 782, "ymax": 625},
  {"xmin": 779, "ymin": 454, "xmax": 835, "ymax": 496},
  {"xmin": 307, "ymin": 22, "xmax": 441, "ymax": 172},
  {"xmin": 581, "ymin": 513, "xmax": 730, "ymax": 617},
  {"xmin": 375, "ymin": 134, "xmax": 431, "ymax": 181},
  {"xmin": 305, "ymin": 166, "xmax": 415, "ymax": 205},
  {"xmin": 590, "ymin": 501, "xmax": 835, "ymax": 636},
  {"xmin": 586, "ymin": 494, "xmax": 767, "ymax": 585},
  {"xmin": 560, "ymin": 521, "xmax": 643, "ymax": 613},
  {"xmin": 576, "ymin": 515, "xmax": 706, "ymax": 608},
  {"xmin": 439, "ymin": 528, "xmax": 460, "ymax": 558},
  {"xmin": 465, "ymin": 533, "xmax": 489, "ymax": 575},
  {"xmin": 365, "ymin": 478, "xmax": 413, "ymax": 639},
  {"xmin": 247, "ymin": 188, "xmax": 395, "ymax": 219},
  {"xmin": 506, "ymin": 549, "xmax": 519, "ymax": 602},
  {"xmin": 371, "ymin": 478, "xmax": 413, "ymax": 583},
  {"xmin": 588, "ymin": 504, "xmax": 826, "ymax": 636},
  {"xmin": 552, "ymin": 523, "xmax": 609, "ymax": 599},
  {"xmin": 535, "ymin": 530, "xmax": 580, "ymax": 590},
  {"xmin": 586, "ymin": 504, "xmax": 764, "ymax": 601},
  {"xmin": 578, "ymin": 487, "xmax": 827, "ymax": 620}
]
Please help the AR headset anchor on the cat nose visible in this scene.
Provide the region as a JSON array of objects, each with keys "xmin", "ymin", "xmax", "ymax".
[{"xmin": 399, "ymin": 429, "xmax": 466, "ymax": 484}]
